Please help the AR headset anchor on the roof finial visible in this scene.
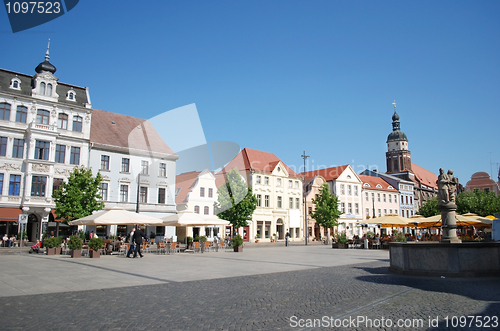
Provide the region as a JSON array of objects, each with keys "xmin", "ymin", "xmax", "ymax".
[
  {"xmin": 392, "ymin": 100, "xmax": 397, "ymax": 110},
  {"xmin": 45, "ymin": 38, "xmax": 50, "ymax": 61}
]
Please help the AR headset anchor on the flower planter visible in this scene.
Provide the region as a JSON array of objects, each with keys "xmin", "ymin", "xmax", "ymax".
[
  {"xmin": 255, "ymin": 239, "xmax": 260, "ymax": 243},
  {"xmin": 71, "ymin": 250, "xmax": 81, "ymax": 258},
  {"xmin": 234, "ymin": 245, "xmax": 243, "ymax": 253},
  {"xmin": 89, "ymin": 250, "xmax": 100, "ymax": 258},
  {"xmin": 55, "ymin": 247, "xmax": 62, "ymax": 255},
  {"xmin": 46, "ymin": 248, "xmax": 56, "ymax": 255},
  {"xmin": 332, "ymin": 243, "xmax": 347, "ymax": 249}
]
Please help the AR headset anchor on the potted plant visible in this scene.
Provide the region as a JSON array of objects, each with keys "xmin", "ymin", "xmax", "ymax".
[
  {"xmin": 54, "ymin": 237, "xmax": 64, "ymax": 255},
  {"xmin": 186, "ymin": 236, "xmax": 193, "ymax": 250},
  {"xmin": 199, "ymin": 235, "xmax": 208, "ymax": 252},
  {"xmin": 233, "ymin": 234, "xmax": 244, "ymax": 252},
  {"xmin": 255, "ymin": 233, "xmax": 260, "ymax": 243},
  {"xmin": 88, "ymin": 237, "xmax": 103, "ymax": 258},
  {"xmin": 68, "ymin": 235, "xmax": 83, "ymax": 258},
  {"xmin": 333, "ymin": 232, "xmax": 348, "ymax": 249},
  {"xmin": 44, "ymin": 237, "xmax": 57, "ymax": 255},
  {"xmin": 272, "ymin": 233, "xmax": 277, "ymax": 242}
]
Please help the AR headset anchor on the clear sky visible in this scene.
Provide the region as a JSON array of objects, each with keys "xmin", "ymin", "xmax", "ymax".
[{"xmin": 2, "ymin": 1, "xmax": 499, "ymax": 183}]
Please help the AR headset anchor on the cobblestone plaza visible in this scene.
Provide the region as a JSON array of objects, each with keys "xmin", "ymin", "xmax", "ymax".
[{"xmin": 1, "ymin": 245, "xmax": 499, "ymax": 330}]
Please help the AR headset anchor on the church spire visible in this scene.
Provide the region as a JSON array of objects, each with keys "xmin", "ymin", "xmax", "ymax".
[
  {"xmin": 35, "ymin": 38, "xmax": 56, "ymax": 74},
  {"xmin": 45, "ymin": 38, "xmax": 50, "ymax": 61}
]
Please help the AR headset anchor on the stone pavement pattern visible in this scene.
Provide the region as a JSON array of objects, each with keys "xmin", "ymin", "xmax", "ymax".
[{"xmin": 0, "ymin": 246, "xmax": 499, "ymax": 330}]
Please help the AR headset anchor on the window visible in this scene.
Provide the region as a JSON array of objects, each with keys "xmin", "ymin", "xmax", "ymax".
[
  {"xmin": 256, "ymin": 175, "xmax": 261, "ymax": 184},
  {"xmin": 46, "ymin": 83, "xmax": 52, "ymax": 96},
  {"xmin": 72, "ymin": 116, "xmax": 83, "ymax": 132},
  {"xmin": 159, "ymin": 163, "xmax": 166, "ymax": 177},
  {"xmin": 36, "ymin": 109, "xmax": 49, "ymax": 124},
  {"xmin": 378, "ymin": 209, "xmax": 382, "ymax": 217},
  {"xmin": 55, "ymin": 144, "xmax": 65, "ymax": 163},
  {"xmin": 31, "ymin": 176, "xmax": 47, "ymax": 197},
  {"xmin": 289, "ymin": 180, "xmax": 292, "ymax": 188},
  {"xmin": 194, "ymin": 205, "xmax": 200, "ymax": 214},
  {"xmin": 289, "ymin": 197, "xmax": 293, "ymax": 209},
  {"xmin": 158, "ymin": 188, "xmax": 166, "ymax": 203},
  {"xmin": 40, "ymin": 82, "xmax": 46, "ymax": 95},
  {"xmin": 141, "ymin": 160, "xmax": 149, "ymax": 175},
  {"xmin": 406, "ymin": 196, "xmax": 409, "ymax": 204},
  {"xmin": 348, "ymin": 203, "xmax": 352, "ymax": 214},
  {"xmin": 355, "ymin": 203, "xmax": 359, "ymax": 214},
  {"xmin": 256, "ymin": 194, "xmax": 261, "ymax": 207},
  {"xmin": 277, "ymin": 196, "xmax": 282, "ymax": 208},
  {"xmin": 208, "ymin": 188, "xmax": 213, "ymax": 198},
  {"xmin": 200, "ymin": 187, "xmax": 205, "ymax": 197},
  {"xmin": 0, "ymin": 103, "xmax": 11, "ymax": 121},
  {"xmin": 384, "ymin": 209, "xmax": 387, "ymax": 215},
  {"xmin": 264, "ymin": 195, "xmax": 269, "ymax": 207},
  {"xmin": 365, "ymin": 192, "xmax": 369, "ymax": 202},
  {"xmin": 295, "ymin": 181, "xmax": 299, "ymax": 189},
  {"xmin": 383, "ymin": 194, "xmax": 386, "ymax": 202},
  {"xmin": 57, "ymin": 113, "xmax": 68, "ymax": 129},
  {"xmin": 204, "ymin": 206, "xmax": 209, "ymax": 215},
  {"xmin": 277, "ymin": 178, "xmax": 281, "ymax": 187},
  {"xmin": 308, "ymin": 206, "xmax": 312, "ymax": 214},
  {"xmin": 264, "ymin": 176, "xmax": 269, "ymax": 185},
  {"xmin": 140, "ymin": 187, "xmax": 148, "ymax": 203},
  {"xmin": 401, "ymin": 195, "xmax": 404, "ymax": 204},
  {"xmin": 100, "ymin": 155, "xmax": 110, "ymax": 170},
  {"xmin": 100, "ymin": 182, "xmax": 108, "ymax": 201},
  {"xmin": 389, "ymin": 194, "xmax": 392, "ymax": 203},
  {"xmin": 296, "ymin": 198, "xmax": 300, "ymax": 209},
  {"xmin": 0, "ymin": 174, "xmax": 3, "ymax": 195},
  {"xmin": 348, "ymin": 185, "xmax": 352, "ymax": 195},
  {"xmin": 120, "ymin": 185, "xmax": 128, "ymax": 202},
  {"xmin": 340, "ymin": 184, "xmax": 345, "ymax": 195},
  {"xmin": 366, "ymin": 208, "xmax": 370, "ymax": 216},
  {"xmin": 410, "ymin": 196, "xmax": 413, "ymax": 204},
  {"xmin": 371, "ymin": 193, "xmax": 374, "ymax": 201},
  {"xmin": 70, "ymin": 147, "xmax": 80, "ymax": 165},
  {"xmin": 121, "ymin": 158, "xmax": 130, "ymax": 172},
  {"xmin": 16, "ymin": 106, "xmax": 27, "ymax": 123},
  {"xmin": 35, "ymin": 140, "xmax": 50, "ymax": 160},
  {"xmin": 0, "ymin": 137, "xmax": 7, "ymax": 156},
  {"xmin": 10, "ymin": 78, "xmax": 20, "ymax": 89},
  {"xmin": 9, "ymin": 138, "xmax": 23, "ymax": 159},
  {"xmin": 377, "ymin": 193, "xmax": 380, "ymax": 202},
  {"xmin": 354, "ymin": 186, "xmax": 358, "ymax": 196},
  {"xmin": 341, "ymin": 202, "xmax": 345, "ymax": 213},
  {"xmin": 390, "ymin": 209, "xmax": 393, "ymax": 214},
  {"xmin": 9, "ymin": 175, "xmax": 21, "ymax": 195}
]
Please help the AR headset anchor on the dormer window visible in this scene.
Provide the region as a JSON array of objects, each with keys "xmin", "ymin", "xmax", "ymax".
[
  {"xmin": 47, "ymin": 83, "xmax": 53, "ymax": 96},
  {"xmin": 10, "ymin": 78, "xmax": 21, "ymax": 90},
  {"xmin": 66, "ymin": 90, "xmax": 76, "ymax": 101},
  {"xmin": 376, "ymin": 184, "xmax": 382, "ymax": 188},
  {"xmin": 40, "ymin": 82, "xmax": 46, "ymax": 95},
  {"xmin": 363, "ymin": 183, "xmax": 370, "ymax": 187}
]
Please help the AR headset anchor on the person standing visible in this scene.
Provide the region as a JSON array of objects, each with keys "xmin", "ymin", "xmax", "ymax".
[
  {"xmin": 126, "ymin": 228, "xmax": 136, "ymax": 258},
  {"xmin": 285, "ymin": 229, "xmax": 290, "ymax": 247},
  {"xmin": 133, "ymin": 226, "xmax": 146, "ymax": 258}
]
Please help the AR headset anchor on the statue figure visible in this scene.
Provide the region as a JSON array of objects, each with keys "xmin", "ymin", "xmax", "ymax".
[
  {"xmin": 447, "ymin": 170, "xmax": 458, "ymax": 203},
  {"xmin": 437, "ymin": 168, "xmax": 450, "ymax": 204}
]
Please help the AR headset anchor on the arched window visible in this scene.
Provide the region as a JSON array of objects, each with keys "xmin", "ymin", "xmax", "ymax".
[
  {"xmin": 40, "ymin": 82, "xmax": 46, "ymax": 95},
  {"xmin": 58, "ymin": 113, "xmax": 68, "ymax": 130},
  {"xmin": 0, "ymin": 103, "xmax": 11, "ymax": 121},
  {"xmin": 36, "ymin": 109, "xmax": 50, "ymax": 125},
  {"xmin": 47, "ymin": 83, "xmax": 53, "ymax": 96},
  {"xmin": 204, "ymin": 206, "xmax": 209, "ymax": 215},
  {"xmin": 13, "ymin": 80, "xmax": 18, "ymax": 88},
  {"xmin": 72, "ymin": 116, "xmax": 82, "ymax": 132},
  {"xmin": 194, "ymin": 205, "xmax": 200, "ymax": 214}
]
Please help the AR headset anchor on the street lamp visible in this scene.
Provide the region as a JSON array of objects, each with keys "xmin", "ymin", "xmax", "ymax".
[
  {"xmin": 301, "ymin": 151, "xmax": 309, "ymax": 246},
  {"xmin": 136, "ymin": 173, "xmax": 141, "ymax": 213},
  {"xmin": 372, "ymin": 194, "xmax": 375, "ymax": 219}
]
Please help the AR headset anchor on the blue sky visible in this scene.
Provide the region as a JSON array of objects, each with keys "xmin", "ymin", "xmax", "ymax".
[{"xmin": 2, "ymin": 1, "xmax": 499, "ymax": 183}]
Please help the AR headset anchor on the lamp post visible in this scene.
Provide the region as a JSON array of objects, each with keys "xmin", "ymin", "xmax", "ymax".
[
  {"xmin": 372, "ymin": 194, "xmax": 375, "ymax": 219},
  {"xmin": 301, "ymin": 151, "xmax": 309, "ymax": 245},
  {"xmin": 136, "ymin": 173, "xmax": 141, "ymax": 213}
]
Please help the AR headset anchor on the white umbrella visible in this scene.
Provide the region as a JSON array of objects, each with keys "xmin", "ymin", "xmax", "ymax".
[
  {"xmin": 362, "ymin": 214, "xmax": 414, "ymax": 227},
  {"xmin": 161, "ymin": 211, "xmax": 229, "ymax": 227},
  {"xmin": 69, "ymin": 207, "xmax": 165, "ymax": 226}
]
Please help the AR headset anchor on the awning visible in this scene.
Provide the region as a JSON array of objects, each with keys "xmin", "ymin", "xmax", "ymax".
[{"xmin": 0, "ymin": 207, "xmax": 23, "ymax": 221}]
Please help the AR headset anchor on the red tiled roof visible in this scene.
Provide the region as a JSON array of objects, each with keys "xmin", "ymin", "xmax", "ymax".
[
  {"xmin": 358, "ymin": 175, "xmax": 398, "ymax": 192},
  {"xmin": 175, "ymin": 171, "xmax": 201, "ymax": 205},
  {"xmin": 302, "ymin": 165, "xmax": 349, "ymax": 181},
  {"xmin": 219, "ymin": 148, "xmax": 299, "ymax": 177},
  {"xmin": 90, "ymin": 109, "xmax": 176, "ymax": 156},
  {"xmin": 411, "ymin": 163, "xmax": 438, "ymax": 189}
]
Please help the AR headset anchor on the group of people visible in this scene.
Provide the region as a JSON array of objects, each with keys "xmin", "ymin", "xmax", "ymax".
[
  {"xmin": 2, "ymin": 234, "xmax": 17, "ymax": 247},
  {"xmin": 126, "ymin": 226, "xmax": 147, "ymax": 258}
]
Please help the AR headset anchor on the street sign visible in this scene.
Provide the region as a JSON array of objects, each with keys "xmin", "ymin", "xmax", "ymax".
[{"xmin": 18, "ymin": 214, "xmax": 27, "ymax": 224}]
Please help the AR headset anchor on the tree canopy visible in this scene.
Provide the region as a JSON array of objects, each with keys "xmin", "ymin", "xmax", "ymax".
[
  {"xmin": 52, "ymin": 166, "xmax": 105, "ymax": 224},
  {"xmin": 214, "ymin": 168, "xmax": 257, "ymax": 230},
  {"xmin": 456, "ymin": 190, "xmax": 500, "ymax": 216},
  {"xmin": 417, "ymin": 197, "xmax": 440, "ymax": 217},
  {"xmin": 310, "ymin": 183, "xmax": 342, "ymax": 235}
]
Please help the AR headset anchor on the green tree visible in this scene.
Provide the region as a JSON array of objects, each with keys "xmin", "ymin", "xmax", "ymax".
[
  {"xmin": 214, "ymin": 168, "xmax": 257, "ymax": 233},
  {"xmin": 457, "ymin": 190, "xmax": 500, "ymax": 216},
  {"xmin": 53, "ymin": 166, "xmax": 105, "ymax": 224},
  {"xmin": 417, "ymin": 197, "xmax": 440, "ymax": 217},
  {"xmin": 310, "ymin": 183, "xmax": 342, "ymax": 244}
]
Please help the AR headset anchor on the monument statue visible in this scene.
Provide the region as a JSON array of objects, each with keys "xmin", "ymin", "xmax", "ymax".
[{"xmin": 436, "ymin": 168, "xmax": 461, "ymax": 243}]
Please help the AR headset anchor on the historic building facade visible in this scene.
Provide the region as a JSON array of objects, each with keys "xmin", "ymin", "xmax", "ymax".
[
  {"xmin": 303, "ymin": 174, "xmax": 326, "ymax": 241},
  {"xmin": 0, "ymin": 45, "xmax": 92, "ymax": 240},
  {"xmin": 358, "ymin": 174, "xmax": 400, "ymax": 219},
  {"xmin": 465, "ymin": 171, "xmax": 500, "ymax": 195}
]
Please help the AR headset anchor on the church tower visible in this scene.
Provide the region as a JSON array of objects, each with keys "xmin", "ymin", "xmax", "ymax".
[{"xmin": 386, "ymin": 101, "xmax": 412, "ymax": 174}]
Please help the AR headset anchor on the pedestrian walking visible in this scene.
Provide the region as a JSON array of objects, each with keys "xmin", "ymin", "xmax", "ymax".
[
  {"xmin": 133, "ymin": 226, "xmax": 146, "ymax": 258},
  {"xmin": 126, "ymin": 228, "xmax": 135, "ymax": 258},
  {"xmin": 285, "ymin": 229, "xmax": 290, "ymax": 247}
]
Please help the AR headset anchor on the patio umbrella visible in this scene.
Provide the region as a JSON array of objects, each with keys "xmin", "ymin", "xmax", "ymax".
[
  {"xmin": 68, "ymin": 207, "xmax": 165, "ymax": 226},
  {"xmin": 417, "ymin": 214, "xmax": 490, "ymax": 228},
  {"xmin": 362, "ymin": 214, "xmax": 414, "ymax": 228},
  {"xmin": 161, "ymin": 211, "xmax": 230, "ymax": 227}
]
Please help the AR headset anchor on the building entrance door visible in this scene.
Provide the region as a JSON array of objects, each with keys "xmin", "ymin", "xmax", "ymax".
[{"xmin": 242, "ymin": 226, "xmax": 250, "ymax": 242}]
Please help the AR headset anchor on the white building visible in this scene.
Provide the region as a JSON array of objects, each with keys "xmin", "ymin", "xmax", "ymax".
[
  {"xmin": 358, "ymin": 174, "xmax": 400, "ymax": 219},
  {"xmin": 217, "ymin": 148, "xmax": 303, "ymax": 243},
  {"xmin": 88, "ymin": 109, "xmax": 178, "ymax": 238},
  {"xmin": 302, "ymin": 165, "xmax": 363, "ymax": 238},
  {"xmin": 0, "ymin": 45, "xmax": 92, "ymax": 240},
  {"xmin": 174, "ymin": 169, "xmax": 221, "ymax": 242}
]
